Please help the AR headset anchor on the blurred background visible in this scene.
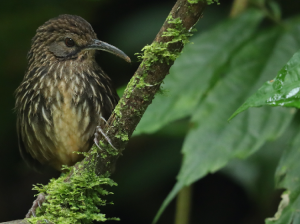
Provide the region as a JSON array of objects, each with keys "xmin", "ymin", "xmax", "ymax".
[{"xmin": 0, "ymin": 0, "xmax": 300, "ymax": 223}]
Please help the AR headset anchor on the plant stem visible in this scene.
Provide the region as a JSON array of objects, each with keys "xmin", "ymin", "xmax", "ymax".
[
  {"xmin": 230, "ymin": 0, "xmax": 248, "ymax": 17},
  {"xmin": 175, "ymin": 185, "xmax": 193, "ymax": 224}
]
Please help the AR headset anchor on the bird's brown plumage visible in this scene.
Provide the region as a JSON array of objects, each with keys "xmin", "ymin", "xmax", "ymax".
[{"xmin": 15, "ymin": 14, "xmax": 126, "ymax": 171}]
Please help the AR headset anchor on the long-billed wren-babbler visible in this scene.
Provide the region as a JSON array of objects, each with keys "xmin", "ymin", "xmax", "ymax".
[{"xmin": 15, "ymin": 14, "xmax": 130, "ymax": 171}]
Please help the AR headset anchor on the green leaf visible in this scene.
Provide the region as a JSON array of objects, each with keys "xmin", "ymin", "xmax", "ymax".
[
  {"xmin": 268, "ymin": 1, "xmax": 281, "ymax": 21},
  {"xmin": 265, "ymin": 122, "xmax": 300, "ymax": 224},
  {"xmin": 276, "ymin": 126, "xmax": 300, "ymax": 191},
  {"xmin": 154, "ymin": 19, "xmax": 300, "ymax": 223},
  {"xmin": 222, "ymin": 129, "xmax": 290, "ymax": 201},
  {"xmin": 229, "ymin": 25, "xmax": 300, "ymax": 119},
  {"xmin": 135, "ymin": 9, "xmax": 264, "ymax": 135}
]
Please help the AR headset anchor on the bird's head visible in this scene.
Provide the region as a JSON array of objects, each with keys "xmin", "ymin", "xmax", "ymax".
[{"xmin": 28, "ymin": 14, "xmax": 130, "ymax": 65}]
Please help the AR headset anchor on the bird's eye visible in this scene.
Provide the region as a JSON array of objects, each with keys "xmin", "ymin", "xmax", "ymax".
[{"xmin": 65, "ymin": 38, "xmax": 75, "ymax": 47}]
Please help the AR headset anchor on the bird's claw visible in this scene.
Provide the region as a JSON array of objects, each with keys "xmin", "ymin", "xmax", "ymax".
[
  {"xmin": 38, "ymin": 201, "xmax": 42, "ymax": 209},
  {"xmin": 94, "ymin": 132, "xmax": 103, "ymax": 151},
  {"xmin": 94, "ymin": 125, "xmax": 117, "ymax": 151},
  {"xmin": 25, "ymin": 193, "xmax": 46, "ymax": 218}
]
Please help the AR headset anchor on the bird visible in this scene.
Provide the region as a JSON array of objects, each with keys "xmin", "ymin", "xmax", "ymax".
[{"xmin": 15, "ymin": 14, "xmax": 130, "ymax": 172}]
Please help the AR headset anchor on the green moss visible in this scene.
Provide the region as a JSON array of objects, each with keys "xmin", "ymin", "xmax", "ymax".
[
  {"xmin": 135, "ymin": 109, "xmax": 142, "ymax": 117},
  {"xmin": 27, "ymin": 156, "xmax": 118, "ymax": 224},
  {"xmin": 97, "ymin": 140, "xmax": 119, "ymax": 156},
  {"xmin": 136, "ymin": 73, "xmax": 148, "ymax": 89},
  {"xmin": 114, "ymin": 98, "xmax": 125, "ymax": 118},
  {"xmin": 113, "ymin": 103, "xmax": 127, "ymax": 131},
  {"xmin": 163, "ymin": 15, "xmax": 196, "ymax": 45},
  {"xmin": 115, "ymin": 132, "xmax": 129, "ymax": 142},
  {"xmin": 121, "ymin": 134, "xmax": 129, "ymax": 141},
  {"xmin": 143, "ymin": 95, "xmax": 149, "ymax": 101},
  {"xmin": 136, "ymin": 14, "xmax": 196, "ymax": 70},
  {"xmin": 125, "ymin": 77, "xmax": 138, "ymax": 98},
  {"xmin": 133, "ymin": 14, "xmax": 197, "ymax": 98},
  {"xmin": 101, "ymin": 152, "xmax": 107, "ymax": 159},
  {"xmin": 188, "ymin": 0, "xmax": 220, "ymax": 5},
  {"xmin": 157, "ymin": 85, "xmax": 169, "ymax": 96}
]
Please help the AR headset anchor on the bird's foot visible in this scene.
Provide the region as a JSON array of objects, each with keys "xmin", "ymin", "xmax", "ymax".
[
  {"xmin": 94, "ymin": 126, "xmax": 117, "ymax": 151},
  {"xmin": 25, "ymin": 193, "xmax": 46, "ymax": 218}
]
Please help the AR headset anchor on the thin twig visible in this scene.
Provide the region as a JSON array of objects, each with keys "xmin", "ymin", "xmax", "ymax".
[{"xmin": 230, "ymin": 0, "xmax": 248, "ymax": 17}]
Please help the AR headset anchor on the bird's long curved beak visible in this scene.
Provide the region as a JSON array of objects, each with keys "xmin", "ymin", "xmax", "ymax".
[{"xmin": 86, "ymin": 39, "xmax": 131, "ymax": 63}]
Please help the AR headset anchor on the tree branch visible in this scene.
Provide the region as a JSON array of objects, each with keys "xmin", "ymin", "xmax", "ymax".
[
  {"xmin": 79, "ymin": 0, "xmax": 206, "ymax": 175},
  {"xmin": 1, "ymin": 220, "xmax": 29, "ymax": 224},
  {"xmin": 1, "ymin": 0, "xmax": 207, "ymax": 223}
]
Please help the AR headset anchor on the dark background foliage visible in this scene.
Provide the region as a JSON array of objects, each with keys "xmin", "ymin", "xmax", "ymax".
[{"xmin": 0, "ymin": 0, "xmax": 299, "ymax": 223}]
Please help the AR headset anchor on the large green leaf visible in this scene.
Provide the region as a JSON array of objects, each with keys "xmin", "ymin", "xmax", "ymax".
[
  {"xmin": 134, "ymin": 9, "xmax": 264, "ymax": 135},
  {"xmin": 230, "ymin": 26, "xmax": 300, "ymax": 119},
  {"xmin": 154, "ymin": 19, "xmax": 300, "ymax": 222},
  {"xmin": 265, "ymin": 122, "xmax": 300, "ymax": 224},
  {"xmin": 219, "ymin": 18, "xmax": 300, "ymax": 223}
]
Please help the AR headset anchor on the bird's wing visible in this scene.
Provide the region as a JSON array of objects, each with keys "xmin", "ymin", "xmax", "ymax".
[{"xmin": 16, "ymin": 116, "xmax": 43, "ymax": 171}]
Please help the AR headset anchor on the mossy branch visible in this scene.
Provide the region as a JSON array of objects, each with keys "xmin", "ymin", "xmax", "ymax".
[
  {"xmin": 1, "ymin": 0, "xmax": 208, "ymax": 223},
  {"xmin": 86, "ymin": 0, "xmax": 207, "ymax": 176}
]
